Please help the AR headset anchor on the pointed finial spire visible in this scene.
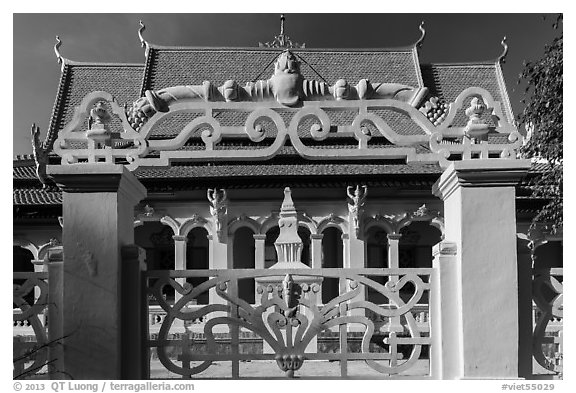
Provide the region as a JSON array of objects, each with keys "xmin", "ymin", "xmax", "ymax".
[
  {"xmin": 259, "ymin": 14, "xmax": 305, "ymax": 49},
  {"xmin": 416, "ymin": 21, "xmax": 426, "ymax": 49},
  {"xmin": 498, "ymin": 36, "xmax": 508, "ymax": 64}
]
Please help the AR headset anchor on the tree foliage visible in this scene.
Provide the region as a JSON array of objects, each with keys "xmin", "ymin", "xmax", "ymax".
[{"xmin": 517, "ymin": 15, "xmax": 563, "ymax": 232}]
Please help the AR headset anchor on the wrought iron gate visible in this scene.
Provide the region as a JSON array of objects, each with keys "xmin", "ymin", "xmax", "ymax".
[{"xmin": 144, "ymin": 267, "xmax": 433, "ymax": 379}]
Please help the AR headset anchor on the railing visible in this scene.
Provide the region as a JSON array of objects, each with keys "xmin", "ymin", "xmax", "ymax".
[
  {"xmin": 13, "ymin": 272, "xmax": 49, "ymax": 379},
  {"xmin": 533, "ymin": 268, "xmax": 563, "ymax": 375},
  {"xmin": 145, "ymin": 268, "xmax": 433, "ymax": 379}
]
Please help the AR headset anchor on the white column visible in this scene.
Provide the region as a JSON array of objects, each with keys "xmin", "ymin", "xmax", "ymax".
[
  {"xmin": 432, "ymin": 159, "xmax": 531, "ymax": 379},
  {"xmin": 172, "ymin": 235, "xmax": 188, "ymax": 303},
  {"xmin": 386, "ymin": 233, "xmax": 403, "ymax": 333},
  {"xmin": 48, "ymin": 164, "xmax": 147, "ymax": 379},
  {"xmin": 430, "ymin": 241, "xmax": 458, "ymax": 379},
  {"xmin": 345, "ymin": 232, "xmax": 365, "ymax": 332},
  {"xmin": 310, "ymin": 234, "xmax": 324, "ymax": 269},
  {"xmin": 253, "ymin": 234, "xmax": 267, "ymax": 301}
]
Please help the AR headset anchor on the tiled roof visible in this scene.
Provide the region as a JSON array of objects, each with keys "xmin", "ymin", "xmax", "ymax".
[
  {"xmin": 14, "ymin": 187, "xmax": 62, "ymax": 205},
  {"xmin": 12, "ymin": 159, "xmax": 551, "ymax": 207},
  {"xmin": 13, "ymin": 165, "xmax": 37, "ymax": 180},
  {"xmin": 134, "ymin": 162, "xmax": 444, "ymax": 180},
  {"xmin": 45, "ymin": 63, "xmax": 145, "ymax": 150},
  {"xmin": 143, "ymin": 47, "xmax": 422, "ymax": 94},
  {"xmin": 420, "ymin": 63, "xmax": 513, "ymax": 126}
]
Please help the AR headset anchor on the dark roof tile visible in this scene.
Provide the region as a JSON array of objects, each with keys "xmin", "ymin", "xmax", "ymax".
[
  {"xmin": 46, "ymin": 63, "xmax": 145, "ymax": 150},
  {"xmin": 145, "ymin": 48, "xmax": 422, "ymax": 92},
  {"xmin": 420, "ymin": 63, "xmax": 513, "ymax": 126},
  {"xmin": 14, "ymin": 188, "xmax": 62, "ymax": 205}
]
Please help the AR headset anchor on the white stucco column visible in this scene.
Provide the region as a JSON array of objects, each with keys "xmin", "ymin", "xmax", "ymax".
[
  {"xmin": 172, "ymin": 235, "xmax": 188, "ymax": 303},
  {"xmin": 210, "ymin": 231, "xmax": 228, "ymax": 309},
  {"xmin": 430, "ymin": 241, "xmax": 458, "ymax": 379},
  {"xmin": 44, "ymin": 246, "xmax": 64, "ymax": 379},
  {"xmin": 48, "ymin": 164, "xmax": 147, "ymax": 379},
  {"xmin": 432, "ymin": 160, "xmax": 531, "ymax": 379},
  {"xmin": 344, "ymin": 232, "xmax": 365, "ymax": 331},
  {"xmin": 386, "ymin": 233, "xmax": 403, "ymax": 333},
  {"xmin": 253, "ymin": 234, "xmax": 267, "ymax": 270},
  {"xmin": 310, "ymin": 234, "xmax": 324, "ymax": 269},
  {"xmin": 253, "ymin": 234, "xmax": 267, "ymax": 301}
]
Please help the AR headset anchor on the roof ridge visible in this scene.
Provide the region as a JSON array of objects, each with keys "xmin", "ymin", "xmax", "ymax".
[{"xmin": 145, "ymin": 43, "xmax": 417, "ymax": 53}]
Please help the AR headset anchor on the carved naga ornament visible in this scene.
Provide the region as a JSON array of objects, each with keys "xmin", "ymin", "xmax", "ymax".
[
  {"xmin": 126, "ymin": 50, "xmax": 428, "ymax": 130},
  {"xmin": 347, "ymin": 185, "xmax": 367, "ymax": 237},
  {"xmin": 207, "ymin": 188, "xmax": 227, "ymax": 242}
]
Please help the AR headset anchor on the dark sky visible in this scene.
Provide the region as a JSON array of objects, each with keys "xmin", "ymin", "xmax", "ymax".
[{"xmin": 13, "ymin": 13, "xmax": 561, "ymax": 155}]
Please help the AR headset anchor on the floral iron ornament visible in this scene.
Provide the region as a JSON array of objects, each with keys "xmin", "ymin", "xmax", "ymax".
[{"xmin": 147, "ymin": 267, "xmax": 432, "ymax": 378}]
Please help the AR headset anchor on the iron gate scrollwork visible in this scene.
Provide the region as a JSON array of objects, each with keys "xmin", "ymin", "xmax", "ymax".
[{"xmin": 146, "ymin": 267, "xmax": 433, "ymax": 379}]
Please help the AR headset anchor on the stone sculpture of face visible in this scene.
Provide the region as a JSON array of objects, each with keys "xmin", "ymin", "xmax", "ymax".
[
  {"xmin": 274, "ymin": 50, "xmax": 300, "ymax": 75},
  {"xmin": 270, "ymin": 50, "xmax": 303, "ymax": 107}
]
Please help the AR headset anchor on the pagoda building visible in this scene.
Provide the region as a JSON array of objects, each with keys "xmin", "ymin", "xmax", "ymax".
[{"xmin": 13, "ymin": 17, "xmax": 562, "ymax": 380}]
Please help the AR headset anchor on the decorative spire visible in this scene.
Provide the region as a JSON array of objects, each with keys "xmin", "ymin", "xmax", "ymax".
[
  {"xmin": 416, "ymin": 21, "xmax": 426, "ymax": 49},
  {"xmin": 274, "ymin": 187, "xmax": 303, "ymax": 263},
  {"xmin": 498, "ymin": 36, "xmax": 508, "ymax": 64},
  {"xmin": 54, "ymin": 36, "xmax": 64, "ymax": 71},
  {"xmin": 259, "ymin": 14, "xmax": 305, "ymax": 49}
]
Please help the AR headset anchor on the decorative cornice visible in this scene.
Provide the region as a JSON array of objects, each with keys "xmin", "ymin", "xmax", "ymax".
[
  {"xmin": 432, "ymin": 160, "xmax": 532, "ymax": 200},
  {"xmin": 432, "ymin": 241, "xmax": 457, "ymax": 257},
  {"xmin": 172, "ymin": 235, "xmax": 188, "ymax": 242},
  {"xmin": 47, "ymin": 164, "xmax": 147, "ymax": 204}
]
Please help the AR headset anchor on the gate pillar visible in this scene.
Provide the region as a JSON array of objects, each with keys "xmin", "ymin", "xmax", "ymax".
[
  {"xmin": 432, "ymin": 160, "xmax": 530, "ymax": 379},
  {"xmin": 48, "ymin": 164, "xmax": 147, "ymax": 379}
]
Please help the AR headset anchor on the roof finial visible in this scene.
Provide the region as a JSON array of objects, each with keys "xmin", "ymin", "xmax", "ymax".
[
  {"xmin": 54, "ymin": 36, "xmax": 63, "ymax": 65},
  {"xmin": 259, "ymin": 14, "xmax": 305, "ymax": 49},
  {"xmin": 138, "ymin": 20, "xmax": 146, "ymax": 47},
  {"xmin": 138, "ymin": 20, "xmax": 150, "ymax": 58},
  {"xmin": 498, "ymin": 36, "xmax": 508, "ymax": 64},
  {"xmin": 416, "ymin": 21, "xmax": 426, "ymax": 49}
]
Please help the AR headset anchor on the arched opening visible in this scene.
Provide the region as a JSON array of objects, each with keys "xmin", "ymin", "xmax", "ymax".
[
  {"xmin": 233, "ymin": 226, "xmax": 256, "ymax": 303},
  {"xmin": 13, "ymin": 246, "xmax": 35, "ymax": 307},
  {"xmin": 398, "ymin": 221, "xmax": 442, "ymax": 303},
  {"xmin": 135, "ymin": 222, "xmax": 175, "ymax": 303},
  {"xmin": 264, "ymin": 225, "xmax": 311, "ymax": 267},
  {"xmin": 321, "ymin": 227, "xmax": 343, "ymax": 304},
  {"xmin": 186, "ymin": 227, "xmax": 209, "ymax": 305},
  {"xmin": 365, "ymin": 226, "xmax": 389, "ymax": 304}
]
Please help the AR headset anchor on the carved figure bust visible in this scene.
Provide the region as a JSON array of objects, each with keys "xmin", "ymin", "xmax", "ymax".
[{"xmin": 269, "ymin": 50, "xmax": 304, "ymax": 106}]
